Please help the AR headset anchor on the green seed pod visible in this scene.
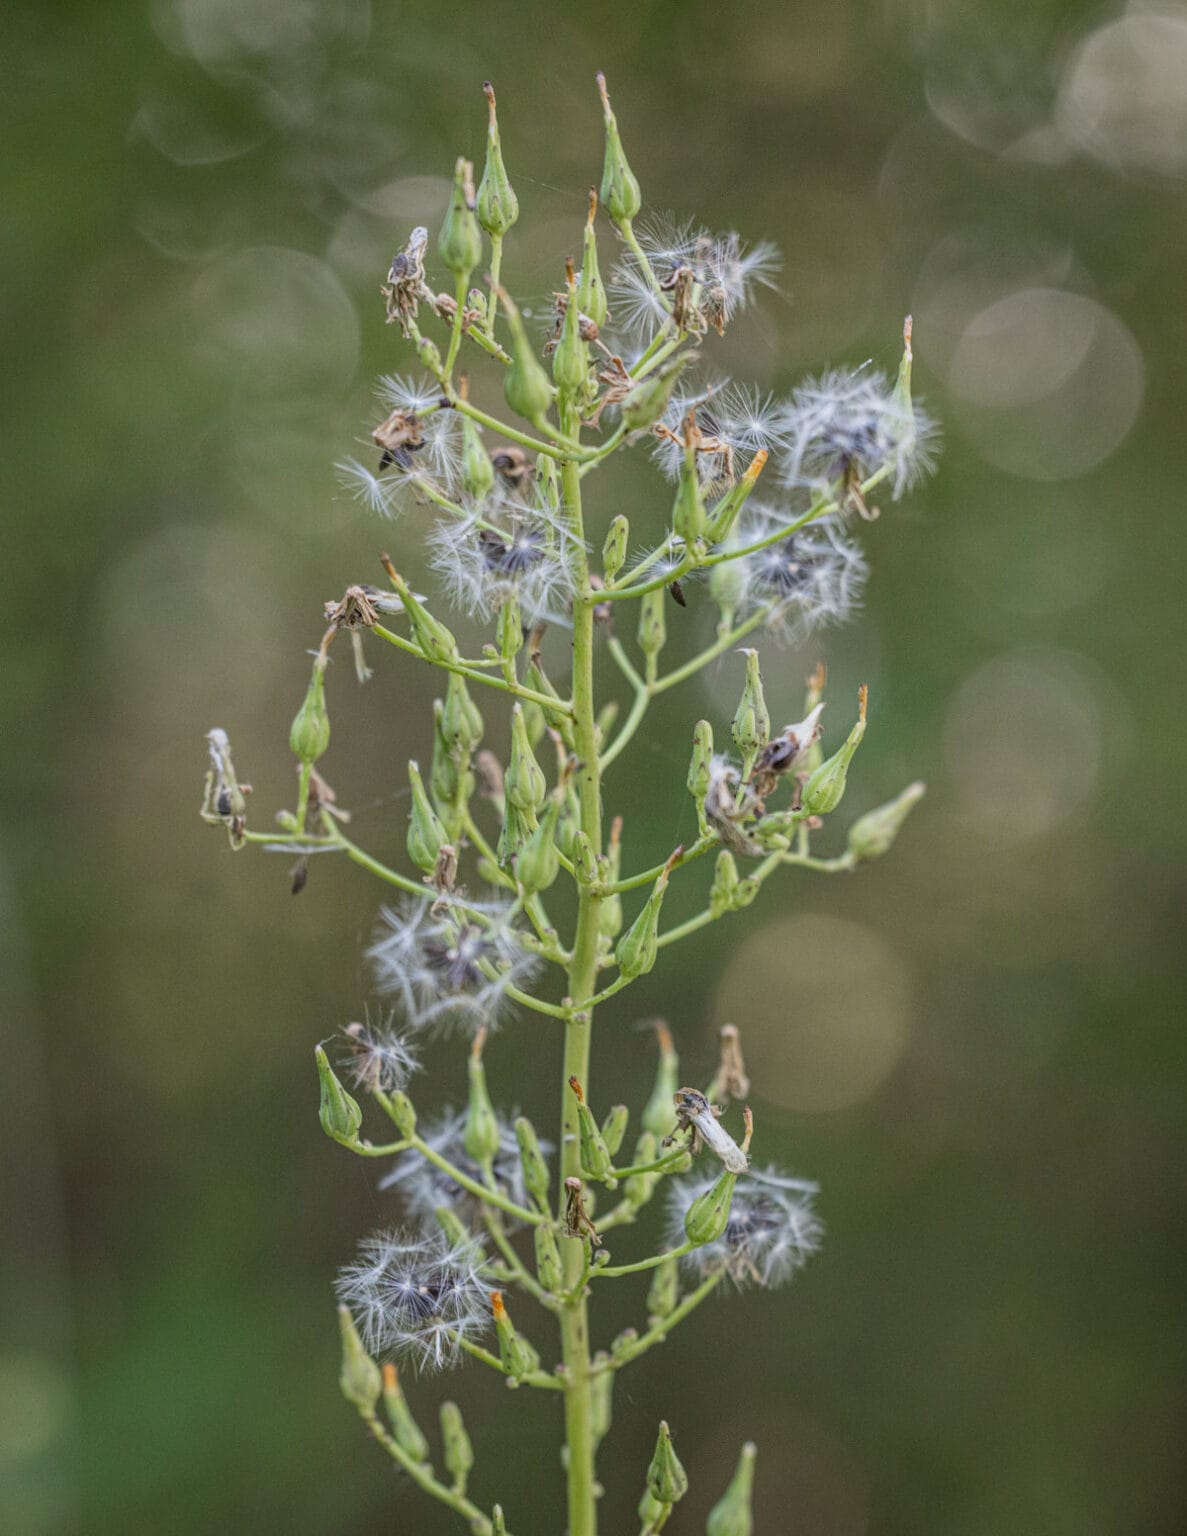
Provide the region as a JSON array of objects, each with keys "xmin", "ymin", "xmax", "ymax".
[
  {"xmin": 706, "ymin": 1443, "xmax": 757, "ymax": 1536},
  {"xmin": 491, "ymin": 1506, "xmax": 507, "ymax": 1536},
  {"xmin": 442, "ymin": 671, "xmax": 484, "ymax": 756},
  {"xmin": 709, "ymin": 552, "xmax": 747, "ymax": 622},
  {"xmin": 476, "ymin": 83, "xmax": 519, "ymax": 238},
  {"xmin": 381, "ymin": 1363, "xmax": 430, "ymax": 1462},
  {"xmin": 533, "ymin": 1220, "xmax": 564, "ymax": 1291},
  {"xmin": 687, "ymin": 719, "xmax": 713, "ymax": 828},
  {"xmin": 637, "ymin": 587, "xmax": 667, "ymax": 659},
  {"xmin": 595, "ymin": 72, "xmax": 641, "ymax": 223},
  {"xmin": 553, "ymin": 265, "xmax": 587, "ymax": 399},
  {"xmin": 289, "ymin": 657, "xmax": 330, "ymax": 765},
  {"xmin": 571, "ymin": 830, "xmax": 599, "ymax": 885},
  {"xmin": 416, "ymin": 334, "xmax": 443, "ymax": 376},
  {"xmin": 732, "ymin": 875, "xmax": 760, "ymax": 909},
  {"xmin": 600, "ymin": 1103, "xmax": 629, "ymax": 1159},
  {"xmin": 517, "ymin": 795, "xmax": 561, "ymax": 892},
  {"xmin": 732, "ymin": 649, "xmax": 770, "ymax": 772},
  {"xmin": 613, "ymin": 867, "xmax": 669, "ymax": 980},
  {"xmin": 492, "ymin": 1291, "xmax": 541, "ymax": 1381},
  {"xmin": 709, "ymin": 850, "xmax": 740, "ymax": 917},
  {"xmin": 570, "ymin": 1077, "xmax": 614, "ymax": 1181},
  {"xmin": 406, "ymin": 761, "xmax": 447, "ymax": 874},
  {"xmin": 848, "ymin": 780, "xmax": 926, "ymax": 862},
  {"xmin": 496, "ymin": 590, "xmax": 524, "ymax": 661},
  {"xmin": 641, "ymin": 1022, "xmax": 680, "ymax": 1138},
  {"xmin": 802, "ymin": 686, "xmax": 867, "ymax": 817},
  {"xmin": 590, "ymin": 1352, "xmax": 614, "ymax": 1447},
  {"xmin": 683, "ymin": 1163, "xmax": 739, "ymax": 1246},
  {"xmin": 438, "ymin": 156, "xmax": 483, "ymax": 281},
  {"xmin": 439, "ymin": 1402, "xmax": 474, "ymax": 1495},
  {"xmin": 498, "ymin": 285, "xmax": 555, "ymax": 424},
  {"xmin": 385, "ymin": 565, "xmax": 459, "ymax": 663},
  {"xmin": 505, "ymin": 703, "xmax": 547, "ymax": 813},
  {"xmin": 647, "ymin": 1420, "xmax": 689, "ymax": 1506},
  {"xmin": 621, "ymin": 354, "xmax": 693, "ymax": 434},
  {"xmin": 464, "ymin": 1031, "xmax": 500, "ymax": 1171},
  {"xmin": 515, "ymin": 1115, "xmax": 552, "ymax": 1210},
  {"xmin": 671, "ymin": 438, "xmax": 705, "ymax": 544},
  {"xmin": 577, "ymin": 188, "xmax": 608, "ymax": 328},
  {"xmin": 496, "ymin": 799, "xmax": 532, "ymax": 867},
  {"xmin": 430, "ymin": 700, "xmax": 462, "ymax": 813},
  {"xmin": 460, "ymin": 412, "xmax": 495, "ymax": 502},
  {"xmin": 602, "ymin": 514, "xmax": 629, "ymax": 583},
  {"xmin": 316, "ymin": 1045, "xmax": 362, "ymax": 1143},
  {"xmin": 646, "ymin": 1254, "xmax": 679, "ymax": 1321},
  {"xmin": 337, "ymin": 1304, "xmax": 381, "ymax": 1412},
  {"xmin": 705, "ymin": 449, "xmax": 768, "ymax": 543}
]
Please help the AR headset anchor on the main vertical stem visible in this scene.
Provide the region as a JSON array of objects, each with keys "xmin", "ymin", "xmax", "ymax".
[{"xmin": 560, "ymin": 409, "xmax": 601, "ymax": 1536}]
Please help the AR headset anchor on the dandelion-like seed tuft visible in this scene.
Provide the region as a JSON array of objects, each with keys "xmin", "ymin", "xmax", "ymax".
[{"xmin": 666, "ymin": 1166, "xmax": 823, "ymax": 1290}]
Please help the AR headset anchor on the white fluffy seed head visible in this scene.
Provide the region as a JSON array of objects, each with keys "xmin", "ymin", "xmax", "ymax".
[
  {"xmin": 728, "ymin": 508, "xmax": 869, "ymax": 640},
  {"xmin": 781, "ymin": 367, "xmax": 938, "ymax": 498},
  {"xmin": 426, "ymin": 512, "xmax": 578, "ymax": 627},
  {"xmin": 337, "ymin": 1011, "xmax": 420, "ymax": 1095},
  {"xmin": 666, "ymin": 1165, "xmax": 823, "ymax": 1290}
]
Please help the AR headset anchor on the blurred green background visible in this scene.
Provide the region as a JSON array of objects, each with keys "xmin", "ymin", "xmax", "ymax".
[{"xmin": 3, "ymin": 0, "xmax": 1185, "ymax": 1532}]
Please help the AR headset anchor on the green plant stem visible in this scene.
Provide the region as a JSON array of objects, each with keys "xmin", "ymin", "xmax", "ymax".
[
  {"xmin": 558, "ymin": 401, "xmax": 601, "ymax": 1536},
  {"xmin": 482, "ymin": 1208, "xmax": 558, "ymax": 1310},
  {"xmin": 294, "ymin": 760, "xmax": 312, "ymax": 835},
  {"xmin": 594, "ymin": 1241, "xmax": 696, "ymax": 1279},
  {"xmin": 451, "ymin": 395, "xmax": 591, "ymax": 461},
  {"xmin": 656, "ymin": 848, "xmax": 855, "ymax": 952},
  {"xmin": 443, "ymin": 272, "xmax": 469, "ymax": 381},
  {"xmin": 371, "ymin": 623, "xmax": 571, "ymax": 715},
  {"xmin": 486, "ymin": 234, "xmax": 504, "ymax": 336},
  {"xmin": 596, "ymin": 1271, "xmax": 726, "ymax": 1373},
  {"xmin": 359, "ymin": 1410, "xmax": 506, "ymax": 1534}
]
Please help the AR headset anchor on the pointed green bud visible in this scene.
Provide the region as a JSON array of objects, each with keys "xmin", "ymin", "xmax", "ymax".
[
  {"xmin": 439, "ymin": 1401, "xmax": 474, "ymax": 1495},
  {"xmin": 316, "ymin": 1046, "xmax": 362, "ymax": 1143},
  {"xmin": 496, "ymin": 799, "xmax": 532, "ymax": 867},
  {"xmin": 590, "ymin": 1352, "xmax": 614, "ymax": 1447},
  {"xmin": 596, "ymin": 72, "xmax": 641, "ymax": 223},
  {"xmin": 514, "ymin": 1116, "xmax": 552, "ymax": 1209},
  {"xmin": 289, "ymin": 656, "xmax": 330, "ymax": 765},
  {"xmin": 382, "ymin": 559, "xmax": 458, "ymax": 662},
  {"xmin": 687, "ymin": 720, "xmax": 714, "ymax": 829},
  {"xmin": 732, "ymin": 650, "xmax": 770, "ymax": 773},
  {"xmin": 647, "ymin": 1420, "xmax": 689, "ymax": 1506},
  {"xmin": 602, "ymin": 514, "xmax": 629, "ymax": 583},
  {"xmin": 706, "ymin": 1443, "xmax": 757, "ymax": 1536},
  {"xmin": 614, "ymin": 858, "xmax": 673, "ymax": 980},
  {"xmin": 684, "ymin": 1163, "xmax": 739, "ymax": 1246},
  {"xmin": 460, "ymin": 411, "xmax": 495, "ymax": 502},
  {"xmin": 570, "ymin": 1076, "xmax": 614, "ymax": 1181},
  {"xmin": 476, "ymin": 83, "xmax": 519, "ymax": 238},
  {"xmin": 578, "ymin": 188, "xmax": 608, "ymax": 327},
  {"xmin": 416, "ymin": 334, "xmax": 443, "ymax": 376},
  {"xmin": 430, "ymin": 701, "xmax": 462, "ymax": 815},
  {"xmin": 442, "ymin": 671, "xmax": 484, "ymax": 755},
  {"xmin": 621, "ymin": 354, "xmax": 694, "ymax": 434},
  {"xmin": 517, "ymin": 795, "xmax": 561, "ymax": 893},
  {"xmin": 553, "ymin": 261, "xmax": 588, "ymax": 399},
  {"xmin": 802, "ymin": 685, "xmax": 867, "ymax": 817},
  {"xmin": 388, "ymin": 1089, "xmax": 416, "ymax": 1138},
  {"xmin": 381, "ymin": 1362, "xmax": 430, "ymax": 1462},
  {"xmin": 709, "ymin": 851, "xmax": 740, "ymax": 918},
  {"xmin": 496, "ymin": 590, "xmax": 524, "ymax": 661},
  {"xmin": 571, "ymin": 829, "xmax": 599, "ymax": 884},
  {"xmin": 464, "ymin": 1029, "xmax": 500, "ymax": 1171},
  {"xmin": 642, "ymin": 1020, "xmax": 680, "ymax": 1138},
  {"xmin": 647, "ymin": 1254, "xmax": 680, "ymax": 1321},
  {"xmin": 337, "ymin": 1304, "xmax": 381, "ymax": 1412},
  {"xmin": 709, "ymin": 551, "xmax": 747, "ymax": 623},
  {"xmin": 491, "ymin": 1507, "xmax": 507, "ymax": 1536},
  {"xmin": 600, "ymin": 1103, "xmax": 629, "ymax": 1159},
  {"xmin": 533, "ymin": 1220, "xmax": 564, "ymax": 1291},
  {"xmin": 848, "ymin": 780, "xmax": 925, "ymax": 863},
  {"xmin": 672, "ymin": 432, "xmax": 705, "ymax": 544},
  {"xmin": 637, "ymin": 587, "xmax": 667, "ymax": 659},
  {"xmin": 491, "ymin": 1290, "xmax": 540, "ymax": 1382},
  {"xmin": 505, "ymin": 703, "xmax": 548, "ymax": 812},
  {"xmin": 705, "ymin": 449, "xmax": 768, "ymax": 544},
  {"xmin": 438, "ymin": 156, "xmax": 483, "ymax": 280},
  {"xmin": 497, "ymin": 284, "xmax": 555, "ymax": 424},
  {"xmin": 406, "ymin": 761, "xmax": 447, "ymax": 873}
]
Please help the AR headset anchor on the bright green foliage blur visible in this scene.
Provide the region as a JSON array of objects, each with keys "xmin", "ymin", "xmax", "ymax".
[{"xmin": 2, "ymin": 1, "xmax": 1185, "ymax": 1534}]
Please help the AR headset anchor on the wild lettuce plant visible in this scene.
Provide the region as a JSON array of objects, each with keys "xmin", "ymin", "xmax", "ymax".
[{"xmin": 202, "ymin": 74, "xmax": 935, "ymax": 1536}]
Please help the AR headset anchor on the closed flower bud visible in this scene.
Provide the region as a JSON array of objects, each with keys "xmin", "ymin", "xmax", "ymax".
[
  {"xmin": 498, "ymin": 284, "xmax": 555, "ymax": 424},
  {"xmin": 442, "ymin": 671, "xmax": 484, "ymax": 756},
  {"xmin": 491, "ymin": 1507, "xmax": 507, "ymax": 1536},
  {"xmin": 600, "ymin": 1103, "xmax": 629, "ymax": 1159},
  {"xmin": 570, "ymin": 1076, "xmax": 614, "ymax": 1182},
  {"xmin": 647, "ymin": 1253, "xmax": 679, "ymax": 1320},
  {"xmin": 337, "ymin": 1304, "xmax": 382, "ymax": 1412},
  {"xmin": 460, "ymin": 412, "xmax": 495, "ymax": 502},
  {"xmin": 596, "ymin": 72, "xmax": 641, "ymax": 223},
  {"xmin": 602, "ymin": 514, "xmax": 629, "ymax": 583},
  {"xmin": 706, "ymin": 1443, "xmax": 757, "ymax": 1536},
  {"xmin": 683, "ymin": 1163, "xmax": 739, "ymax": 1246},
  {"xmin": 381, "ymin": 1362, "xmax": 430, "ymax": 1463},
  {"xmin": 505, "ymin": 703, "xmax": 548, "ymax": 813},
  {"xmin": 553, "ymin": 262, "xmax": 588, "ymax": 399},
  {"xmin": 316, "ymin": 1045, "xmax": 362, "ymax": 1144},
  {"xmin": 533, "ymin": 1220, "xmax": 564, "ymax": 1291},
  {"xmin": 517, "ymin": 795, "xmax": 561, "ymax": 892},
  {"xmin": 438, "ymin": 156, "xmax": 483, "ymax": 280},
  {"xmin": 430, "ymin": 701, "xmax": 462, "ymax": 816},
  {"xmin": 705, "ymin": 449, "xmax": 768, "ymax": 544},
  {"xmin": 491, "ymin": 1290, "xmax": 540, "ymax": 1381},
  {"xmin": 439, "ymin": 1401, "xmax": 474, "ymax": 1495},
  {"xmin": 406, "ymin": 761, "xmax": 447, "ymax": 873},
  {"xmin": 646, "ymin": 1420, "xmax": 689, "ymax": 1506},
  {"xmin": 732, "ymin": 649, "xmax": 770, "ymax": 772},
  {"xmin": 671, "ymin": 436, "xmax": 705, "ymax": 544},
  {"xmin": 382, "ymin": 559, "xmax": 459, "ymax": 662},
  {"xmin": 621, "ymin": 354, "xmax": 693, "ymax": 434},
  {"xmin": 637, "ymin": 587, "xmax": 666, "ymax": 658},
  {"xmin": 802, "ymin": 684, "xmax": 867, "ymax": 817},
  {"xmin": 687, "ymin": 720, "xmax": 714, "ymax": 828},
  {"xmin": 847, "ymin": 779, "xmax": 925, "ymax": 862},
  {"xmin": 464, "ymin": 1029, "xmax": 500, "ymax": 1171},
  {"xmin": 476, "ymin": 83, "xmax": 518, "ymax": 238},
  {"xmin": 514, "ymin": 1115, "xmax": 552, "ymax": 1210},
  {"xmin": 416, "ymin": 334, "xmax": 443, "ymax": 376},
  {"xmin": 614, "ymin": 861, "xmax": 671, "ymax": 979},
  {"xmin": 496, "ymin": 590, "xmax": 524, "ymax": 661},
  {"xmin": 578, "ymin": 188, "xmax": 608, "ymax": 327},
  {"xmin": 708, "ymin": 850, "xmax": 740, "ymax": 916},
  {"xmin": 641, "ymin": 1020, "xmax": 680, "ymax": 1138},
  {"xmin": 496, "ymin": 800, "xmax": 532, "ymax": 867},
  {"xmin": 571, "ymin": 829, "xmax": 599, "ymax": 884},
  {"xmin": 290, "ymin": 657, "xmax": 330, "ymax": 765}
]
